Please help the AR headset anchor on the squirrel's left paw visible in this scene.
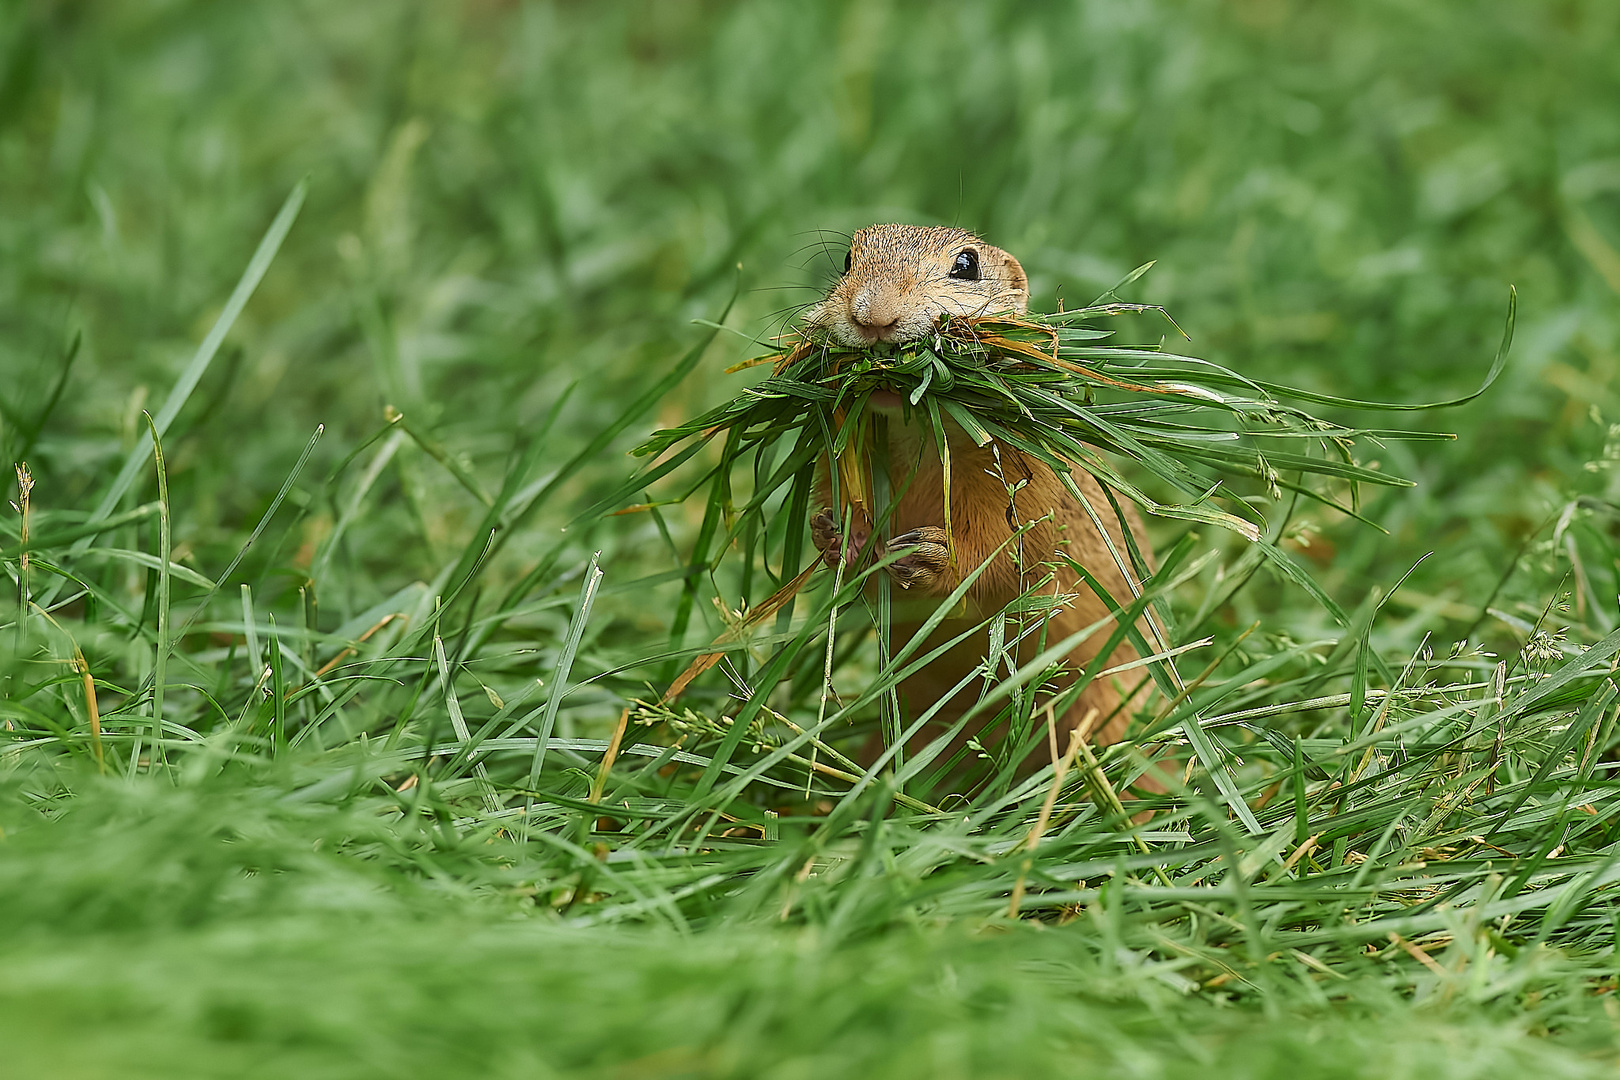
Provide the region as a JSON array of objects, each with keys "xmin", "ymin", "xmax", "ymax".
[{"xmin": 885, "ymin": 527, "xmax": 950, "ymax": 591}]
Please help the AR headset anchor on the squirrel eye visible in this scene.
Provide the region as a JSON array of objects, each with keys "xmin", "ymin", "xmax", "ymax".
[
  {"xmin": 949, "ymin": 249, "xmax": 980, "ymax": 281},
  {"xmin": 843, "ymin": 250, "xmax": 852, "ymax": 274}
]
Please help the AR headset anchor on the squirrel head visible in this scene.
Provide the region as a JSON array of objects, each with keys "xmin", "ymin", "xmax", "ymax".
[{"xmin": 802, "ymin": 225, "xmax": 1029, "ymax": 348}]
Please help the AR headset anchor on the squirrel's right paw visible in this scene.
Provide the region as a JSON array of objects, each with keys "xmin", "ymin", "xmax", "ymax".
[{"xmin": 811, "ymin": 507, "xmax": 869, "ymax": 569}]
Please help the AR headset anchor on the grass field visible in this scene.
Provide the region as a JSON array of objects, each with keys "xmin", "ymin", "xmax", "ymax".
[{"xmin": 4, "ymin": 1, "xmax": 1620, "ymax": 1076}]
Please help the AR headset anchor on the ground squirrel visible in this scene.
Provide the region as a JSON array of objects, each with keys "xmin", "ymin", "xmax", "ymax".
[{"xmin": 802, "ymin": 224, "xmax": 1154, "ymax": 773}]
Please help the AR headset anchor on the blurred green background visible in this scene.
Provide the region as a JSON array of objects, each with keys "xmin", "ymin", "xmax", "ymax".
[{"xmin": 5, "ymin": 2, "xmax": 1620, "ymax": 1076}]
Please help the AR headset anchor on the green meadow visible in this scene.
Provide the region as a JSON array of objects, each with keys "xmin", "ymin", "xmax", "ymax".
[{"xmin": 3, "ymin": 2, "xmax": 1620, "ymax": 1075}]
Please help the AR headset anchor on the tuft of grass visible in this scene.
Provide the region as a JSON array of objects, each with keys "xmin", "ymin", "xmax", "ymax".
[{"xmin": 647, "ymin": 291, "xmax": 1512, "ymax": 541}]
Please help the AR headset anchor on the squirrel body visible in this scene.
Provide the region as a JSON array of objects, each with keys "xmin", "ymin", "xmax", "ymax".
[{"xmin": 803, "ymin": 224, "xmax": 1153, "ymax": 766}]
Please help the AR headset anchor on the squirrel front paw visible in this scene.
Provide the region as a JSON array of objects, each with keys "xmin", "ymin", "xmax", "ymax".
[
  {"xmin": 885, "ymin": 527, "xmax": 951, "ymax": 591},
  {"xmin": 811, "ymin": 507, "xmax": 870, "ymax": 569}
]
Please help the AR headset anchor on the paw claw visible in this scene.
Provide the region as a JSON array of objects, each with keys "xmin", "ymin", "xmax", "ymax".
[{"xmin": 885, "ymin": 527, "xmax": 951, "ymax": 591}]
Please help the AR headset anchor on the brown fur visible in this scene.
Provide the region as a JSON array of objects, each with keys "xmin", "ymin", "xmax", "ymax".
[{"xmin": 805, "ymin": 225, "xmax": 1155, "ymax": 775}]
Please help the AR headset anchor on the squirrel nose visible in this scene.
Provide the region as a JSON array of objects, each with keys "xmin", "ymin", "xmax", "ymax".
[
  {"xmin": 855, "ymin": 313, "xmax": 902, "ymax": 336},
  {"xmin": 851, "ymin": 287, "xmax": 903, "ymax": 338}
]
